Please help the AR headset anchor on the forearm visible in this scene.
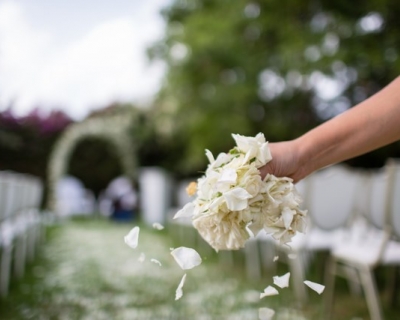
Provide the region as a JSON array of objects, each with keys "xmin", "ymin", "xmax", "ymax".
[{"xmin": 296, "ymin": 76, "xmax": 400, "ymax": 174}]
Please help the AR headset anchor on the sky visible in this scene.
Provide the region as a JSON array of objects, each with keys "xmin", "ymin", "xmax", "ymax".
[{"xmin": 0, "ymin": 0, "xmax": 171, "ymax": 120}]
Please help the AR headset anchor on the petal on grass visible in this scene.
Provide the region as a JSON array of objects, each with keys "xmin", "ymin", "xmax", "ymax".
[
  {"xmin": 258, "ymin": 307, "xmax": 275, "ymax": 320},
  {"xmin": 175, "ymin": 273, "xmax": 187, "ymax": 301},
  {"xmin": 124, "ymin": 226, "xmax": 140, "ymax": 249},
  {"xmin": 174, "ymin": 202, "xmax": 195, "ymax": 219},
  {"xmin": 150, "ymin": 258, "xmax": 162, "ymax": 267},
  {"xmin": 273, "ymin": 256, "xmax": 279, "ymax": 262},
  {"xmin": 152, "ymin": 222, "xmax": 164, "ymax": 230},
  {"xmin": 273, "ymin": 272, "xmax": 290, "ymax": 288},
  {"xmin": 171, "ymin": 247, "xmax": 202, "ymax": 270},
  {"xmin": 138, "ymin": 252, "xmax": 145, "ymax": 263},
  {"xmin": 304, "ymin": 280, "xmax": 325, "ymax": 294},
  {"xmin": 260, "ymin": 286, "xmax": 279, "ymax": 299}
]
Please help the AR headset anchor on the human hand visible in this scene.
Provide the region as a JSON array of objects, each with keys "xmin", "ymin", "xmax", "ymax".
[{"xmin": 259, "ymin": 140, "xmax": 308, "ymax": 183}]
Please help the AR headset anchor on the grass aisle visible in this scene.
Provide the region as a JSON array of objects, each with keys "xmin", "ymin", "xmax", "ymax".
[{"xmin": 1, "ymin": 218, "xmax": 398, "ymax": 319}]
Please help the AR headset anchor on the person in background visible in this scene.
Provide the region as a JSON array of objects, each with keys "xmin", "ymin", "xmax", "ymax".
[
  {"xmin": 259, "ymin": 76, "xmax": 400, "ymax": 182},
  {"xmin": 103, "ymin": 176, "xmax": 138, "ymax": 222}
]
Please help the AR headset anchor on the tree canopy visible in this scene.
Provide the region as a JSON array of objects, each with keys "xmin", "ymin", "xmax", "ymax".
[{"xmin": 149, "ymin": 0, "xmax": 400, "ymax": 175}]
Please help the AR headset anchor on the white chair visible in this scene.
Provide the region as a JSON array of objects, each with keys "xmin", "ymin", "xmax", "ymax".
[
  {"xmin": 276, "ymin": 164, "xmax": 363, "ymax": 304},
  {"xmin": 325, "ymin": 159, "xmax": 400, "ymax": 320}
]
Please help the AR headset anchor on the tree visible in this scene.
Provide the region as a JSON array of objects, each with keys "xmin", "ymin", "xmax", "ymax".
[{"xmin": 149, "ymin": 0, "xmax": 400, "ymax": 175}]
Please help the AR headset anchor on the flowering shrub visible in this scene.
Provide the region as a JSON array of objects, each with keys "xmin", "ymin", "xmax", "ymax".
[{"xmin": 174, "ymin": 133, "xmax": 307, "ymax": 250}]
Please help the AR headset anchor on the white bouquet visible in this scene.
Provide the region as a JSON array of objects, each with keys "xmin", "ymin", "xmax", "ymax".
[{"xmin": 174, "ymin": 133, "xmax": 307, "ymax": 251}]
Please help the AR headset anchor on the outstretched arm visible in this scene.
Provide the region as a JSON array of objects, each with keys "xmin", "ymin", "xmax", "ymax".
[{"xmin": 260, "ymin": 76, "xmax": 400, "ymax": 182}]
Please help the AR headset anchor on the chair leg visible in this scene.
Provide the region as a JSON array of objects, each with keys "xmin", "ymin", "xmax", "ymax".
[
  {"xmin": 244, "ymin": 239, "xmax": 261, "ymax": 281},
  {"xmin": 288, "ymin": 252, "xmax": 307, "ymax": 305},
  {"xmin": 359, "ymin": 266, "xmax": 383, "ymax": 320},
  {"xmin": 14, "ymin": 236, "xmax": 27, "ymax": 279},
  {"xmin": 323, "ymin": 256, "xmax": 337, "ymax": 319},
  {"xmin": 0, "ymin": 246, "xmax": 13, "ymax": 297}
]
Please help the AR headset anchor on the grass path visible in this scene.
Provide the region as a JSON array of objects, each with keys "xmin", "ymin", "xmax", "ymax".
[{"xmin": 1, "ymin": 218, "xmax": 398, "ymax": 319}]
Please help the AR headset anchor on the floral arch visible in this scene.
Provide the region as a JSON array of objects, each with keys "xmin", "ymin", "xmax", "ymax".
[{"xmin": 47, "ymin": 108, "xmax": 137, "ymax": 212}]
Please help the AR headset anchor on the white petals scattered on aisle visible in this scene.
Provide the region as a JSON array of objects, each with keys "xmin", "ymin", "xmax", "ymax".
[{"xmin": 31, "ymin": 219, "xmax": 325, "ymax": 319}]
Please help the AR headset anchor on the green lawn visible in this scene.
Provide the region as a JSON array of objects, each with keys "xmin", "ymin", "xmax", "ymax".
[{"xmin": 0, "ymin": 217, "xmax": 398, "ymax": 319}]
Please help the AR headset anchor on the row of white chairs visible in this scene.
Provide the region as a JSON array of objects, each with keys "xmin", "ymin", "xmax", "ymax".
[
  {"xmin": 0, "ymin": 171, "xmax": 44, "ymax": 297},
  {"xmin": 253, "ymin": 160, "xmax": 400, "ymax": 320}
]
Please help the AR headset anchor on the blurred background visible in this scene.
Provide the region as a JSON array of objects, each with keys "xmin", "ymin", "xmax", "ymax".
[{"xmin": 1, "ymin": 0, "xmax": 400, "ymax": 319}]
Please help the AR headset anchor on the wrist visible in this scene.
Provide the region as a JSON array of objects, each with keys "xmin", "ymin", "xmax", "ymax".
[{"xmin": 292, "ymin": 136, "xmax": 317, "ymax": 178}]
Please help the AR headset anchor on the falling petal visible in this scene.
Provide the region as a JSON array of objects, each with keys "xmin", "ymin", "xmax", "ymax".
[
  {"xmin": 259, "ymin": 307, "xmax": 275, "ymax": 320},
  {"xmin": 273, "ymin": 256, "xmax": 279, "ymax": 262},
  {"xmin": 273, "ymin": 272, "xmax": 290, "ymax": 288},
  {"xmin": 138, "ymin": 252, "xmax": 145, "ymax": 263},
  {"xmin": 171, "ymin": 247, "xmax": 202, "ymax": 270},
  {"xmin": 124, "ymin": 226, "xmax": 140, "ymax": 249},
  {"xmin": 175, "ymin": 273, "xmax": 187, "ymax": 301},
  {"xmin": 174, "ymin": 202, "xmax": 195, "ymax": 219},
  {"xmin": 304, "ymin": 280, "xmax": 325, "ymax": 294},
  {"xmin": 150, "ymin": 258, "xmax": 162, "ymax": 267},
  {"xmin": 288, "ymin": 253, "xmax": 297, "ymax": 259},
  {"xmin": 152, "ymin": 222, "xmax": 164, "ymax": 230},
  {"xmin": 260, "ymin": 286, "xmax": 279, "ymax": 299}
]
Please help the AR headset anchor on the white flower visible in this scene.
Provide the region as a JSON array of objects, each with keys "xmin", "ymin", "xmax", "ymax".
[
  {"xmin": 223, "ymin": 187, "xmax": 252, "ymax": 211},
  {"xmin": 171, "ymin": 247, "xmax": 202, "ymax": 270},
  {"xmin": 124, "ymin": 226, "xmax": 140, "ymax": 249},
  {"xmin": 232, "ymin": 132, "xmax": 272, "ymax": 167},
  {"xmin": 177, "ymin": 133, "xmax": 307, "ymax": 251}
]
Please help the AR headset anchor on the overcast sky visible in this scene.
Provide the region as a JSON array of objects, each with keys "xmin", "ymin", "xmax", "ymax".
[{"xmin": 0, "ymin": 0, "xmax": 171, "ymax": 120}]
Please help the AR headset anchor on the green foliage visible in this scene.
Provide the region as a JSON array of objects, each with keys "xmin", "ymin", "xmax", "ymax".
[
  {"xmin": 149, "ymin": 0, "xmax": 400, "ymax": 174},
  {"xmin": 67, "ymin": 138, "xmax": 123, "ymax": 196}
]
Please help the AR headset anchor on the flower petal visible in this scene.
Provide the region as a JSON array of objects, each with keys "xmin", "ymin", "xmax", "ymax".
[
  {"xmin": 173, "ymin": 202, "xmax": 195, "ymax": 219},
  {"xmin": 175, "ymin": 273, "xmax": 187, "ymax": 300},
  {"xmin": 152, "ymin": 222, "xmax": 164, "ymax": 230},
  {"xmin": 260, "ymin": 286, "xmax": 279, "ymax": 299},
  {"xmin": 223, "ymin": 187, "xmax": 252, "ymax": 211},
  {"xmin": 218, "ymin": 168, "xmax": 237, "ymax": 184},
  {"xmin": 150, "ymin": 258, "xmax": 162, "ymax": 267},
  {"xmin": 171, "ymin": 247, "xmax": 202, "ymax": 270},
  {"xmin": 205, "ymin": 149, "xmax": 214, "ymax": 164},
  {"xmin": 273, "ymin": 272, "xmax": 290, "ymax": 288},
  {"xmin": 304, "ymin": 280, "xmax": 325, "ymax": 294},
  {"xmin": 124, "ymin": 226, "xmax": 140, "ymax": 249},
  {"xmin": 138, "ymin": 252, "xmax": 145, "ymax": 263},
  {"xmin": 258, "ymin": 307, "xmax": 275, "ymax": 320}
]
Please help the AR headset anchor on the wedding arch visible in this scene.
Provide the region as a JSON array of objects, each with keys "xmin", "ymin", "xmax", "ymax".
[{"xmin": 47, "ymin": 108, "xmax": 137, "ymax": 211}]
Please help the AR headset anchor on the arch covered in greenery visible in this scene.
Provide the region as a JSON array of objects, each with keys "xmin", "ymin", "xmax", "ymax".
[{"xmin": 47, "ymin": 109, "xmax": 136, "ymax": 212}]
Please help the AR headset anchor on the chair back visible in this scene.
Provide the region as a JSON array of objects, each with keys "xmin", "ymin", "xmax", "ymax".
[
  {"xmin": 385, "ymin": 158, "xmax": 400, "ymax": 240},
  {"xmin": 307, "ymin": 164, "xmax": 361, "ymax": 230}
]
